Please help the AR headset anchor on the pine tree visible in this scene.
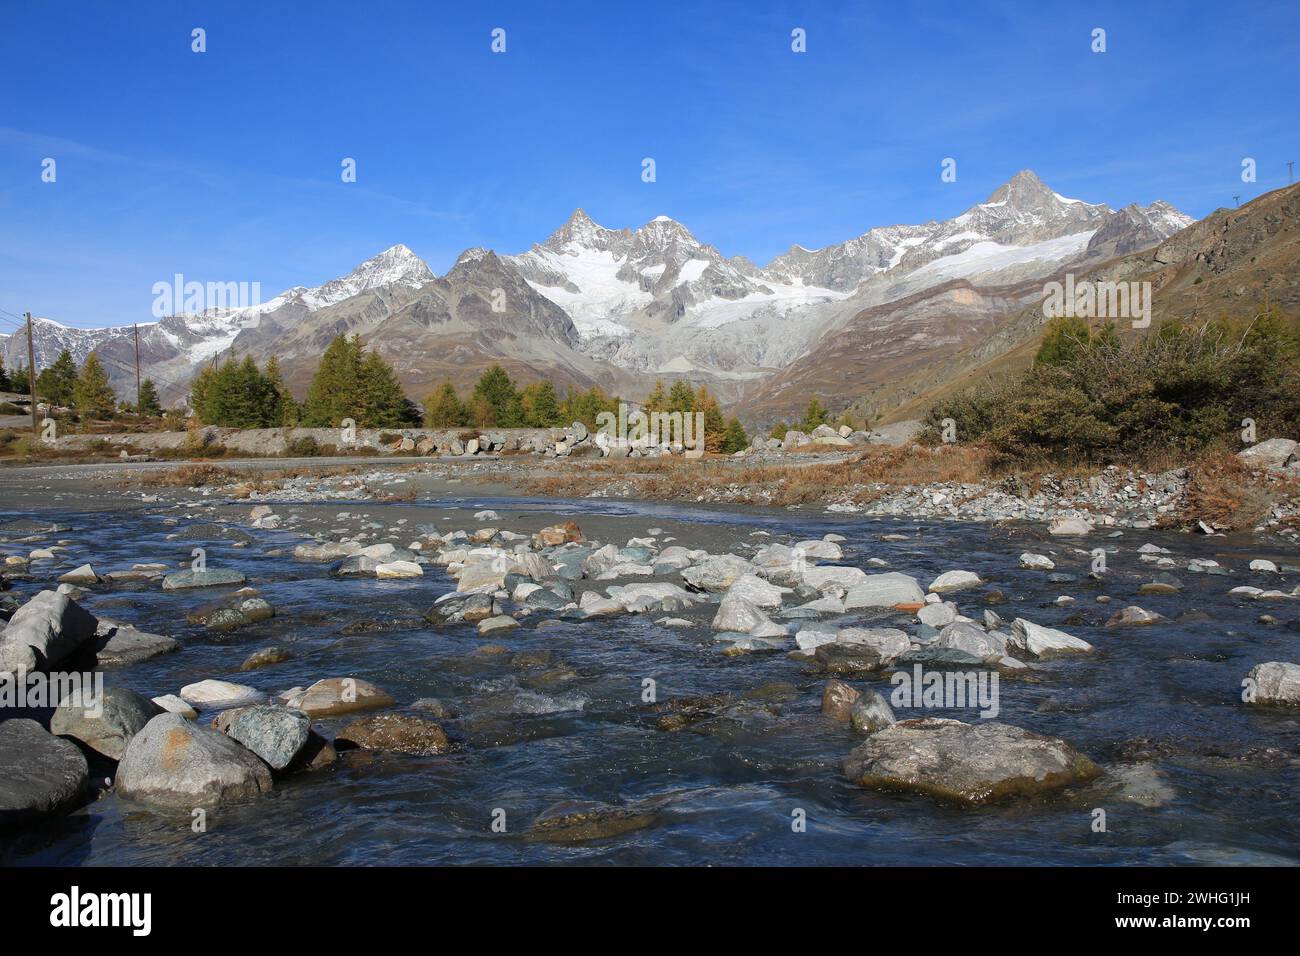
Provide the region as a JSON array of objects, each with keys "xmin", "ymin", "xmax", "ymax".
[
  {"xmin": 73, "ymin": 353, "xmax": 116, "ymax": 418},
  {"xmin": 644, "ymin": 379, "xmax": 668, "ymax": 413},
  {"xmin": 769, "ymin": 421, "xmax": 789, "ymax": 441},
  {"xmin": 801, "ymin": 397, "xmax": 830, "ymax": 431},
  {"xmin": 357, "ymin": 350, "xmax": 409, "ymax": 428},
  {"xmin": 36, "ymin": 349, "xmax": 78, "ymax": 407},
  {"xmin": 189, "ymin": 365, "xmax": 215, "ymax": 421},
  {"xmin": 301, "ymin": 334, "xmax": 364, "ymax": 427},
  {"xmin": 667, "ymin": 380, "xmax": 695, "ymax": 413},
  {"xmin": 0, "ymin": 355, "xmax": 10, "ymax": 392},
  {"xmin": 694, "ymin": 385, "xmax": 727, "ymax": 453},
  {"xmin": 10, "ymin": 361, "xmax": 29, "ymax": 394},
  {"xmin": 560, "ymin": 385, "xmax": 618, "ymax": 429},
  {"xmin": 424, "ymin": 381, "xmax": 469, "ymax": 427},
  {"xmin": 520, "ymin": 380, "xmax": 563, "ymax": 427},
  {"xmin": 471, "ymin": 365, "xmax": 523, "ymax": 427},
  {"xmin": 263, "ymin": 356, "xmax": 295, "ymax": 426},
  {"xmin": 138, "ymin": 379, "xmax": 162, "ymax": 416},
  {"xmin": 722, "ymin": 416, "xmax": 749, "ymax": 453}
]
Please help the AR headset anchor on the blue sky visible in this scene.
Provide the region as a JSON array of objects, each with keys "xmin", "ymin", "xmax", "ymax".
[{"xmin": 1, "ymin": 0, "xmax": 1296, "ymax": 330}]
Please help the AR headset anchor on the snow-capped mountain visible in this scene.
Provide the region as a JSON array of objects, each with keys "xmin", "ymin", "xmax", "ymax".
[
  {"xmin": 500, "ymin": 170, "xmax": 1192, "ymax": 380},
  {"xmin": 1, "ymin": 244, "xmax": 439, "ymax": 399},
  {"xmin": 1, "ymin": 171, "xmax": 1196, "ymax": 413}
]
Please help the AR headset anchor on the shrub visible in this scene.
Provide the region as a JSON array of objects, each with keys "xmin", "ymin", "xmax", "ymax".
[{"xmin": 923, "ymin": 308, "xmax": 1300, "ymax": 467}]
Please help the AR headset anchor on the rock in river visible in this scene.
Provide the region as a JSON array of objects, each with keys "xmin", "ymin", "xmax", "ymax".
[
  {"xmin": 850, "ymin": 691, "xmax": 897, "ymax": 735},
  {"xmin": 162, "ymin": 568, "xmax": 246, "ymax": 590},
  {"xmin": 524, "ymin": 800, "xmax": 658, "ymax": 843},
  {"xmin": 928, "ymin": 570, "xmax": 983, "ymax": 593},
  {"xmin": 284, "ymin": 677, "xmax": 394, "ymax": 717},
  {"xmin": 1244, "ymin": 661, "xmax": 1300, "ymax": 705},
  {"xmin": 115, "ymin": 713, "xmax": 273, "ymax": 806},
  {"xmin": 50, "ymin": 687, "xmax": 163, "ymax": 761},
  {"xmin": 179, "ymin": 679, "xmax": 263, "ymax": 711},
  {"xmin": 0, "ymin": 718, "xmax": 88, "ymax": 827},
  {"xmin": 821, "ymin": 678, "xmax": 860, "ymax": 721},
  {"xmin": 843, "ymin": 717, "xmax": 1100, "ymax": 805},
  {"xmin": 336, "ymin": 713, "xmax": 451, "ymax": 755},
  {"xmin": 842, "ymin": 572, "xmax": 925, "ymax": 609},
  {"xmin": 90, "ymin": 619, "xmax": 179, "ymax": 667},
  {"xmin": 0, "ymin": 589, "xmax": 98, "ymax": 674},
  {"xmin": 1010, "ymin": 618, "xmax": 1094, "ymax": 658},
  {"xmin": 225, "ymin": 706, "xmax": 312, "ymax": 770}
]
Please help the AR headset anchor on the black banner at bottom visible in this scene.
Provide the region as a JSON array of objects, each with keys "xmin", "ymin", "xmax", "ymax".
[{"xmin": 0, "ymin": 865, "xmax": 1278, "ymax": 941}]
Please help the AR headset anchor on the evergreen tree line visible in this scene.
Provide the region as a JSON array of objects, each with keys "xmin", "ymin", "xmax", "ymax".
[
  {"xmin": 23, "ymin": 348, "xmax": 153, "ymax": 419},
  {"xmin": 174, "ymin": 332, "xmax": 758, "ymax": 453},
  {"xmin": 425, "ymin": 367, "xmax": 751, "ymax": 453}
]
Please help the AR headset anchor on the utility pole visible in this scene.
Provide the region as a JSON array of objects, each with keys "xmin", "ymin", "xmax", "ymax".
[
  {"xmin": 1233, "ymin": 195, "xmax": 1241, "ymax": 207},
  {"xmin": 24, "ymin": 312, "xmax": 37, "ymax": 434},
  {"xmin": 1289, "ymin": 161, "xmax": 1295, "ymax": 183},
  {"xmin": 133, "ymin": 322, "xmax": 142, "ymax": 411}
]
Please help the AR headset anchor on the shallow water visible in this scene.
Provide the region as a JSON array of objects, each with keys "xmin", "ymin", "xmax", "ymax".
[{"xmin": 3, "ymin": 494, "xmax": 1299, "ymax": 866}]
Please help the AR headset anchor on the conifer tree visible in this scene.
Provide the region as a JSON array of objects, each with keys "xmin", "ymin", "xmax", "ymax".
[
  {"xmin": 300, "ymin": 334, "xmax": 364, "ymax": 427},
  {"xmin": 73, "ymin": 353, "xmax": 116, "ymax": 418},
  {"xmin": 471, "ymin": 365, "xmax": 523, "ymax": 427},
  {"xmin": 137, "ymin": 379, "xmax": 162, "ymax": 416},
  {"xmin": 694, "ymin": 384, "xmax": 727, "ymax": 453},
  {"xmin": 644, "ymin": 379, "xmax": 668, "ymax": 412},
  {"xmin": 36, "ymin": 349, "xmax": 78, "ymax": 407},
  {"xmin": 358, "ymin": 350, "xmax": 409, "ymax": 428},
  {"xmin": 801, "ymin": 396, "xmax": 830, "ymax": 431},
  {"xmin": 667, "ymin": 380, "xmax": 695, "ymax": 413},
  {"xmin": 424, "ymin": 381, "xmax": 469, "ymax": 427},
  {"xmin": 722, "ymin": 416, "xmax": 749, "ymax": 453},
  {"xmin": 520, "ymin": 380, "xmax": 563, "ymax": 427}
]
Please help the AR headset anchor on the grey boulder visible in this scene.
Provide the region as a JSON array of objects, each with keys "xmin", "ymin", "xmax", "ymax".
[
  {"xmin": 843, "ymin": 717, "xmax": 1100, "ymax": 804},
  {"xmin": 0, "ymin": 718, "xmax": 88, "ymax": 827},
  {"xmin": 224, "ymin": 706, "xmax": 311, "ymax": 771},
  {"xmin": 50, "ymin": 687, "xmax": 163, "ymax": 761},
  {"xmin": 115, "ymin": 713, "xmax": 273, "ymax": 806},
  {"xmin": 0, "ymin": 590, "xmax": 98, "ymax": 674}
]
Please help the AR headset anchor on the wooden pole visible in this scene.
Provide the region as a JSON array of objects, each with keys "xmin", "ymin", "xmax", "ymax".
[
  {"xmin": 25, "ymin": 312, "xmax": 38, "ymax": 433},
  {"xmin": 134, "ymin": 322, "xmax": 142, "ymax": 411}
]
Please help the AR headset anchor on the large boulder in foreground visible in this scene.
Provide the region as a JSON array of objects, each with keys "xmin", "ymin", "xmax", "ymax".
[
  {"xmin": 0, "ymin": 590, "xmax": 98, "ymax": 674},
  {"xmin": 843, "ymin": 717, "xmax": 1100, "ymax": 805},
  {"xmin": 115, "ymin": 713, "xmax": 273, "ymax": 806},
  {"xmin": 1245, "ymin": 661, "xmax": 1300, "ymax": 705},
  {"xmin": 0, "ymin": 718, "xmax": 89, "ymax": 827},
  {"xmin": 50, "ymin": 687, "xmax": 163, "ymax": 761}
]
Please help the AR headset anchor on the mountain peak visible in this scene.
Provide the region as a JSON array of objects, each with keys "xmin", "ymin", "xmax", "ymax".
[
  {"xmin": 985, "ymin": 169, "xmax": 1057, "ymax": 207},
  {"xmin": 543, "ymin": 208, "xmax": 625, "ymax": 252}
]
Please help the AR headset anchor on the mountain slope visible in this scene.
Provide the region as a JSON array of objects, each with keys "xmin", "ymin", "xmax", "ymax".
[{"xmin": 866, "ymin": 180, "xmax": 1300, "ymax": 425}]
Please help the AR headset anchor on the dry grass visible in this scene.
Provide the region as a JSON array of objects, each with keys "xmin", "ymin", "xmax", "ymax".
[
  {"xmin": 521, "ymin": 444, "xmax": 995, "ymax": 506},
  {"xmin": 1167, "ymin": 452, "xmax": 1289, "ymax": 531},
  {"xmin": 143, "ymin": 463, "xmax": 241, "ymax": 487}
]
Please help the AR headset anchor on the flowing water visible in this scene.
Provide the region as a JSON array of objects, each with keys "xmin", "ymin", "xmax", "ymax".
[{"xmin": 3, "ymin": 494, "xmax": 1299, "ymax": 866}]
